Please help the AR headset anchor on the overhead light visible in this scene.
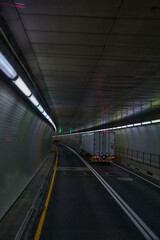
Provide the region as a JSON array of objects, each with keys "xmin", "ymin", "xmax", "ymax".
[
  {"xmin": 151, "ymin": 119, "xmax": 160, "ymax": 123},
  {"xmin": 28, "ymin": 94, "xmax": 39, "ymax": 106},
  {"xmin": 42, "ymin": 111, "xmax": 47, "ymax": 117},
  {"xmin": 47, "ymin": 117, "xmax": 56, "ymax": 131},
  {"xmin": 121, "ymin": 125, "xmax": 127, "ymax": 128},
  {"xmin": 116, "ymin": 126, "xmax": 121, "ymax": 129},
  {"xmin": 0, "ymin": 52, "xmax": 57, "ymax": 131},
  {"xmin": 37, "ymin": 105, "xmax": 44, "ymax": 113},
  {"xmin": 13, "ymin": 76, "xmax": 31, "ymax": 97},
  {"xmin": 127, "ymin": 124, "xmax": 133, "ymax": 127},
  {"xmin": 142, "ymin": 121, "xmax": 151, "ymax": 125},
  {"xmin": 134, "ymin": 123, "xmax": 141, "ymax": 126},
  {"xmin": 0, "ymin": 52, "xmax": 17, "ymax": 79},
  {"xmin": 53, "ymin": 123, "xmax": 57, "ymax": 132}
]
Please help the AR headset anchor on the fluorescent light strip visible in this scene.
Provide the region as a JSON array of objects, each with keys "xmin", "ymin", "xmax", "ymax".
[
  {"xmin": 13, "ymin": 76, "xmax": 31, "ymax": 97},
  {"xmin": 151, "ymin": 119, "xmax": 160, "ymax": 123},
  {"xmin": 42, "ymin": 113, "xmax": 57, "ymax": 132},
  {"xmin": 27, "ymin": 94, "xmax": 57, "ymax": 131},
  {"xmin": 37, "ymin": 105, "xmax": 44, "ymax": 113},
  {"xmin": 0, "ymin": 52, "xmax": 57, "ymax": 132},
  {"xmin": 46, "ymin": 116, "xmax": 56, "ymax": 131},
  {"xmin": 45, "ymin": 115, "xmax": 56, "ymax": 131},
  {"xmin": 42, "ymin": 111, "xmax": 47, "ymax": 117},
  {"xmin": 142, "ymin": 121, "xmax": 151, "ymax": 125},
  {"xmin": 55, "ymin": 118, "xmax": 160, "ymax": 136},
  {"xmin": 134, "ymin": 123, "xmax": 141, "ymax": 126},
  {"xmin": 127, "ymin": 124, "xmax": 133, "ymax": 127},
  {"xmin": 28, "ymin": 94, "xmax": 39, "ymax": 106},
  {"xmin": 52, "ymin": 123, "xmax": 57, "ymax": 132},
  {"xmin": 0, "ymin": 52, "xmax": 17, "ymax": 79}
]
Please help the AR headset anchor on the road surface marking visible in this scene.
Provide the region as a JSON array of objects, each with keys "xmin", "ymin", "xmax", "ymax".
[
  {"xmin": 113, "ymin": 163, "xmax": 160, "ymax": 189},
  {"xmin": 34, "ymin": 147, "xmax": 58, "ymax": 240},
  {"xmin": 64, "ymin": 144, "xmax": 159, "ymax": 240},
  {"xmin": 116, "ymin": 177, "xmax": 133, "ymax": 181}
]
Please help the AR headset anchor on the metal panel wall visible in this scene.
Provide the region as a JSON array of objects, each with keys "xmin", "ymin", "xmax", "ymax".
[
  {"xmin": 55, "ymin": 134, "xmax": 82, "ymax": 149},
  {"xmin": 0, "ymin": 79, "xmax": 53, "ymax": 219},
  {"xmin": 115, "ymin": 124, "xmax": 160, "ymax": 166}
]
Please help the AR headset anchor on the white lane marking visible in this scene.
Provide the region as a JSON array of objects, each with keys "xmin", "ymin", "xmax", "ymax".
[
  {"xmin": 63, "ymin": 144, "xmax": 159, "ymax": 240},
  {"xmin": 113, "ymin": 163, "xmax": 160, "ymax": 189},
  {"xmin": 116, "ymin": 177, "xmax": 133, "ymax": 181}
]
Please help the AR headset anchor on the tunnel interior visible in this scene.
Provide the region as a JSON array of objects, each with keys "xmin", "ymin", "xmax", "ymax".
[{"xmin": 0, "ymin": 1, "xmax": 160, "ymax": 239}]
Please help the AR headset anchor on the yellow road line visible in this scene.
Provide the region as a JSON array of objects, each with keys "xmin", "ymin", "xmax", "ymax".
[{"xmin": 34, "ymin": 147, "xmax": 58, "ymax": 240}]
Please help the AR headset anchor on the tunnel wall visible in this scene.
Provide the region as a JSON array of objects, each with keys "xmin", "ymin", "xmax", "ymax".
[
  {"xmin": 54, "ymin": 134, "xmax": 82, "ymax": 153},
  {"xmin": 55, "ymin": 123, "xmax": 160, "ymax": 168},
  {"xmin": 0, "ymin": 79, "xmax": 53, "ymax": 219},
  {"xmin": 55, "ymin": 134, "xmax": 81, "ymax": 147},
  {"xmin": 115, "ymin": 124, "xmax": 160, "ymax": 168}
]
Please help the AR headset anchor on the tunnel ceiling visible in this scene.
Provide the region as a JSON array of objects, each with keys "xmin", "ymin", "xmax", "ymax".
[{"xmin": 1, "ymin": 0, "xmax": 160, "ymax": 133}]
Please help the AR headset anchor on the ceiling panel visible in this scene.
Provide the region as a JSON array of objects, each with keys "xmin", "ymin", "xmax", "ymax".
[
  {"xmin": 37, "ymin": 56, "xmax": 98, "ymax": 66},
  {"xmin": 21, "ymin": 15, "xmax": 114, "ymax": 34},
  {"xmin": 40, "ymin": 65, "xmax": 95, "ymax": 72},
  {"xmin": 27, "ymin": 31, "xmax": 107, "ymax": 46},
  {"xmin": 112, "ymin": 19, "xmax": 160, "ymax": 36},
  {"xmin": 43, "ymin": 71, "xmax": 93, "ymax": 78},
  {"xmin": 108, "ymin": 35, "xmax": 160, "ymax": 48},
  {"xmin": 1, "ymin": 0, "xmax": 160, "ymax": 133},
  {"xmin": 118, "ymin": 0, "xmax": 160, "ymax": 19},
  {"xmin": 32, "ymin": 43, "xmax": 103, "ymax": 56},
  {"xmin": 103, "ymin": 46, "xmax": 160, "ymax": 59},
  {"xmin": 18, "ymin": 0, "xmax": 121, "ymax": 16}
]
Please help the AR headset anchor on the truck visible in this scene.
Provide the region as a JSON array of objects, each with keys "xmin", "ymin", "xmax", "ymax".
[{"xmin": 81, "ymin": 131, "xmax": 115, "ymax": 163}]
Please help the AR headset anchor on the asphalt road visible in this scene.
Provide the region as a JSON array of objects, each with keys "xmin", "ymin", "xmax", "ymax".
[{"xmin": 37, "ymin": 145, "xmax": 160, "ymax": 240}]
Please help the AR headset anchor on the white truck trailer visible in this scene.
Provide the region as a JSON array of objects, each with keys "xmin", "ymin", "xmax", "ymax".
[{"xmin": 81, "ymin": 131, "xmax": 115, "ymax": 163}]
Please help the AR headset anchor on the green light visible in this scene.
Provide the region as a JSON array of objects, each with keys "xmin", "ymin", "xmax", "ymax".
[
  {"xmin": 59, "ymin": 124, "xmax": 62, "ymax": 133},
  {"xmin": 70, "ymin": 127, "xmax": 72, "ymax": 133}
]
